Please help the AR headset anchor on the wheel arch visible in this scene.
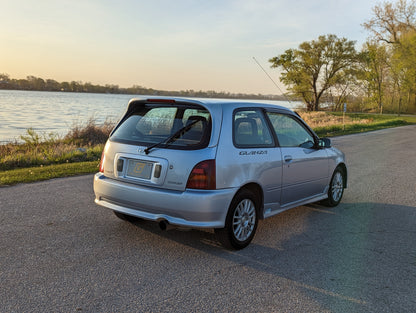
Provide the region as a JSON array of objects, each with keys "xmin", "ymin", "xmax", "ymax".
[
  {"xmin": 336, "ymin": 163, "xmax": 348, "ymax": 188},
  {"xmin": 236, "ymin": 182, "xmax": 265, "ymax": 219}
]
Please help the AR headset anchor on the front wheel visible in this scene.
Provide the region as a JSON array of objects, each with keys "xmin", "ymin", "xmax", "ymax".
[
  {"xmin": 215, "ymin": 190, "xmax": 259, "ymax": 250},
  {"xmin": 323, "ymin": 167, "xmax": 345, "ymax": 207}
]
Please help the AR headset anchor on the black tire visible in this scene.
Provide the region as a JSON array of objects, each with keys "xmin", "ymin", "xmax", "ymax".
[
  {"xmin": 215, "ymin": 190, "xmax": 259, "ymax": 250},
  {"xmin": 113, "ymin": 211, "xmax": 141, "ymax": 223},
  {"xmin": 322, "ymin": 167, "xmax": 345, "ymax": 207}
]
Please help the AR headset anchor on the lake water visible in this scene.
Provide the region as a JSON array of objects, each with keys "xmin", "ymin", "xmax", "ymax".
[{"xmin": 0, "ymin": 90, "xmax": 299, "ymax": 143}]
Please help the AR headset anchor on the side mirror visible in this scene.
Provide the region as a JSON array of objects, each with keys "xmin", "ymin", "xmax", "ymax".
[{"xmin": 318, "ymin": 138, "xmax": 331, "ymax": 148}]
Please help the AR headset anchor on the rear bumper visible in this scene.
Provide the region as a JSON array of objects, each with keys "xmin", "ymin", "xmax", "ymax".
[{"xmin": 93, "ymin": 173, "xmax": 237, "ymax": 228}]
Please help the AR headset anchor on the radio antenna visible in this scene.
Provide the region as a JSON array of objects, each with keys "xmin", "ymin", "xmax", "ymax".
[{"xmin": 252, "ymin": 56, "xmax": 291, "ymax": 103}]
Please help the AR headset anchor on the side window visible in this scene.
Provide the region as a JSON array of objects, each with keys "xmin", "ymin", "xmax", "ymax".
[
  {"xmin": 233, "ymin": 109, "xmax": 274, "ymax": 147},
  {"xmin": 266, "ymin": 112, "xmax": 315, "ymax": 148}
]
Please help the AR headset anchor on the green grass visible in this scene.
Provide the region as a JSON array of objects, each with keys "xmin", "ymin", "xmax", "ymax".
[
  {"xmin": 0, "ymin": 142, "xmax": 104, "ymax": 171},
  {"xmin": 0, "ymin": 119, "xmax": 111, "ymax": 186},
  {"xmin": 0, "ymin": 161, "xmax": 99, "ymax": 186},
  {"xmin": 1, "ymin": 112, "xmax": 415, "ymax": 186},
  {"xmin": 314, "ymin": 116, "xmax": 414, "ymax": 137}
]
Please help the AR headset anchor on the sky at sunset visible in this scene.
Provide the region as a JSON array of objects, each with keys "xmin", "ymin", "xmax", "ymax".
[{"xmin": 1, "ymin": 0, "xmax": 377, "ymax": 95}]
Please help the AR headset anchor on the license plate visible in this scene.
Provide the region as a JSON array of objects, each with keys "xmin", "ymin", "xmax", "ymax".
[{"xmin": 126, "ymin": 160, "xmax": 153, "ymax": 180}]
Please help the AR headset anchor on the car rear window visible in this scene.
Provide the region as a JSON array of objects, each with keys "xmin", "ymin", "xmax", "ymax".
[{"xmin": 110, "ymin": 103, "xmax": 211, "ymax": 150}]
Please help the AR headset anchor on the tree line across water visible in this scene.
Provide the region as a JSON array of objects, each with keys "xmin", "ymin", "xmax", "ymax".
[{"xmin": 0, "ymin": 73, "xmax": 286, "ymax": 101}]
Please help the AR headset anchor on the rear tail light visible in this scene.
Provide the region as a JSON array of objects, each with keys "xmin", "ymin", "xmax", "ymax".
[
  {"xmin": 186, "ymin": 160, "xmax": 216, "ymax": 190},
  {"xmin": 99, "ymin": 150, "xmax": 105, "ymax": 173}
]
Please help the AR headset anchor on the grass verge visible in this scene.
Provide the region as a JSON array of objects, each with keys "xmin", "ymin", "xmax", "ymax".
[
  {"xmin": 1, "ymin": 113, "xmax": 415, "ymax": 186},
  {"xmin": 300, "ymin": 112, "xmax": 416, "ymax": 137},
  {"xmin": 313, "ymin": 118, "xmax": 412, "ymax": 137},
  {"xmin": 0, "ymin": 161, "xmax": 99, "ymax": 186}
]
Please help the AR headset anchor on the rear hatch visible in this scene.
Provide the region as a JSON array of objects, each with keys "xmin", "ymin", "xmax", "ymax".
[{"xmin": 101, "ymin": 98, "xmax": 218, "ymax": 191}]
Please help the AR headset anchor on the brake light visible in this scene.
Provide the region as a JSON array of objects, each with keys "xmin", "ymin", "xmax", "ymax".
[
  {"xmin": 99, "ymin": 150, "xmax": 105, "ymax": 173},
  {"xmin": 186, "ymin": 160, "xmax": 216, "ymax": 190},
  {"xmin": 146, "ymin": 98, "xmax": 176, "ymax": 104}
]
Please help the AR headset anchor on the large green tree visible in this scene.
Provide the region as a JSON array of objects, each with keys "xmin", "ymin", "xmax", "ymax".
[
  {"xmin": 363, "ymin": 0, "xmax": 416, "ymax": 113},
  {"xmin": 269, "ymin": 34, "xmax": 357, "ymax": 111},
  {"xmin": 391, "ymin": 30, "xmax": 416, "ymax": 112},
  {"xmin": 358, "ymin": 42, "xmax": 390, "ymax": 113}
]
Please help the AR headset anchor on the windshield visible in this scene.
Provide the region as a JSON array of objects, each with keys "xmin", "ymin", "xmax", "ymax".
[{"xmin": 110, "ymin": 104, "xmax": 211, "ymax": 150}]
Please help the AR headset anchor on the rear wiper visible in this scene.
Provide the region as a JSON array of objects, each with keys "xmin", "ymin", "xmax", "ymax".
[{"xmin": 144, "ymin": 119, "xmax": 199, "ymax": 154}]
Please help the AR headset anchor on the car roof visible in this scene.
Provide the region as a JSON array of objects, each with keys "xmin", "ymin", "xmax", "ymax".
[{"xmin": 128, "ymin": 96, "xmax": 294, "ymax": 114}]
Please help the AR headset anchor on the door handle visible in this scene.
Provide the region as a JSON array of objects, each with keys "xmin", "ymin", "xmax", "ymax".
[{"xmin": 284, "ymin": 155, "xmax": 293, "ymax": 163}]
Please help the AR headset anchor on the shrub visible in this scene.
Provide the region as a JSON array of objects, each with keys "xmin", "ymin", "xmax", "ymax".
[
  {"xmin": 0, "ymin": 119, "xmax": 113, "ymax": 171},
  {"xmin": 64, "ymin": 118, "xmax": 115, "ymax": 146}
]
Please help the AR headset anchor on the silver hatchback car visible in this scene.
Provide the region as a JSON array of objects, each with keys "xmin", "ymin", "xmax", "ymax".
[{"xmin": 94, "ymin": 97, "xmax": 347, "ymax": 249}]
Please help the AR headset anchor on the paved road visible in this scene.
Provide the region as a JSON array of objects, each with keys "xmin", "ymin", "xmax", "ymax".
[{"xmin": 1, "ymin": 125, "xmax": 415, "ymax": 313}]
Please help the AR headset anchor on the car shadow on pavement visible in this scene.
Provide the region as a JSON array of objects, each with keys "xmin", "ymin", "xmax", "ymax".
[{"xmin": 121, "ymin": 201, "xmax": 416, "ymax": 313}]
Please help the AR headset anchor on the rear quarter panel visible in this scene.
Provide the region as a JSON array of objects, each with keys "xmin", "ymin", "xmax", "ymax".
[{"xmin": 215, "ymin": 104, "xmax": 284, "ymax": 213}]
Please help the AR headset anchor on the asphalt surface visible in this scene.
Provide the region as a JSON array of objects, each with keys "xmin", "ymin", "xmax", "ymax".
[{"xmin": 1, "ymin": 125, "xmax": 415, "ymax": 313}]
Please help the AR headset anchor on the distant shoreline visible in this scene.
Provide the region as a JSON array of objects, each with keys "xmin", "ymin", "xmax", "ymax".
[
  {"xmin": 0, "ymin": 88, "xmax": 287, "ymax": 101},
  {"xmin": 0, "ymin": 74, "xmax": 288, "ymax": 101}
]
